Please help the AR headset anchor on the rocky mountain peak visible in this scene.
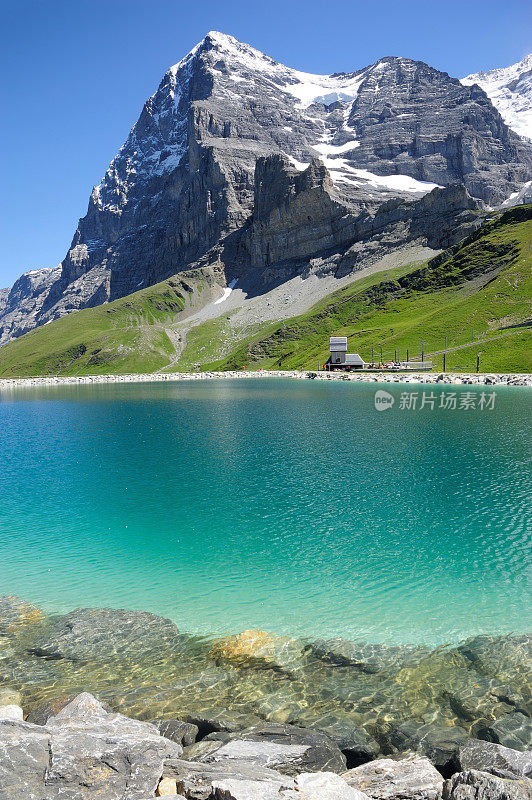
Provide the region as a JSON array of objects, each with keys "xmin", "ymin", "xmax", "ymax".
[{"xmin": 1, "ymin": 37, "xmax": 531, "ymax": 348}]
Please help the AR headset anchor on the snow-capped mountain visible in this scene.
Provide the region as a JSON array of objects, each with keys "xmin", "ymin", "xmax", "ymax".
[
  {"xmin": 1, "ymin": 33, "xmax": 531, "ymax": 347},
  {"xmin": 462, "ymin": 55, "xmax": 532, "ymax": 140}
]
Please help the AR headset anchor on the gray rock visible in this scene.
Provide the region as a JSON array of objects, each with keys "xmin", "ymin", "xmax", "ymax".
[
  {"xmin": 458, "ymin": 738, "xmax": 532, "ymax": 779},
  {"xmin": 0, "ymin": 692, "xmax": 183, "ymax": 800},
  {"xmin": 140, "ymin": 796, "xmax": 186, "ymax": 800},
  {"xmin": 154, "ymin": 718, "xmax": 200, "ymax": 747},
  {"xmin": 26, "ymin": 692, "xmax": 112, "ymax": 725},
  {"xmin": 212, "ymin": 777, "xmax": 292, "ymax": 799},
  {"xmin": 0, "ymin": 718, "xmax": 51, "ymax": 800},
  {"xmin": 285, "ymin": 771, "xmax": 371, "ymax": 799},
  {"xmin": 381, "ymin": 721, "xmax": 467, "ymax": 775},
  {"xmin": 343, "ymin": 754, "xmax": 444, "ymax": 799},
  {"xmin": 442, "ymin": 769, "xmax": 532, "ymax": 799},
  {"xmin": 163, "ymin": 758, "xmax": 295, "ymax": 800},
  {"xmin": 187, "ymin": 722, "xmax": 347, "ymax": 776},
  {"xmin": 0, "ymin": 705, "xmax": 23, "ymax": 721},
  {"xmin": 477, "ymin": 713, "xmax": 532, "ymax": 752},
  {"xmin": 29, "ymin": 606, "xmax": 182, "ymax": 662}
]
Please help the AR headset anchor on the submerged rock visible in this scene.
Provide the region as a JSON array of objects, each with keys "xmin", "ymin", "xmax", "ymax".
[
  {"xmin": 210, "ymin": 630, "xmax": 304, "ymax": 674},
  {"xmin": 457, "ymin": 738, "xmax": 532, "ymax": 779},
  {"xmin": 306, "ymin": 639, "xmax": 426, "ymax": 674},
  {"xmin": 477, "ymin": 712, "xmax": 532, "ymax": 751},
  {"xmin": 442, "ymin": 769, "xmax": 532, "ymax": 799},
  {"xmin": 29, "ymin": 607, "xmax": 182, "ymax": 662},
  {"xmin": 0, "ymin": 595, "xmax": 45, "ymax": 636},
  {"xmin": 290, "ymin": 712, "xmax": 379, "ymax": 766},
  {"xmin": 0, "ymin": 687, "xmax": 21, "ymax": 708},
  {"xmin": 343, "ymin": 754, "xmax": 444, "ymax": 799},
  {"xmin": 457, "ymin": 635, "xmax": 531, "ymax": 682},
  {"xmin": 183, "ymin": 709, "xmax": 263, "ymax": 737}
]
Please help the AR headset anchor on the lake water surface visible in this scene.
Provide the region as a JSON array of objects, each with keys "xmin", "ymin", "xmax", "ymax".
[{"xmin": 1, "ymin": 378, "xmax": 530, "ymax": 644}]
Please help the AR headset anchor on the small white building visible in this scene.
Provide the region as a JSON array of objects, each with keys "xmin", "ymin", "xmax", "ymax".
[{"xmin": 327, "ymin": 337, "xmax": 366, "ymax": 369}]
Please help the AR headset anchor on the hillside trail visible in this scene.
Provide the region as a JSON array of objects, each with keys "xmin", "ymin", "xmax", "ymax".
[{"xmin": 409, "ymin": 325, "xmax": 530, "ymax": 360}]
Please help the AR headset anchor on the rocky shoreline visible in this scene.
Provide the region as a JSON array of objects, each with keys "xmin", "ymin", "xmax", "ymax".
[
  {"xmin": 0, "ymin": 597, "xmax": 530, "ymax": 798},
  {"xmin": 0, "ymin": 369, "xmax": 531, "ymax": 391}
]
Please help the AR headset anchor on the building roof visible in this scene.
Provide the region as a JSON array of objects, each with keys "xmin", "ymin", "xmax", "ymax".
[{"xmin": 344, "ymin": 353, "xmax": 365, "ymax": 365}]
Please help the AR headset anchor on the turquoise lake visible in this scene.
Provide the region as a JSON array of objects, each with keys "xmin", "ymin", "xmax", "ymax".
[{"xmin": 0, "ymin": 378, "xmax": 530, "ymax": 645}]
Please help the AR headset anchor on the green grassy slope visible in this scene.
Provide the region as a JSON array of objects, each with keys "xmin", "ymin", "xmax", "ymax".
[
  {"xmin": 0, "ymin": 272, "xmax": 210, "ymax": 377},
  {"xmin": 192, "ymin": 205, "xmax": 532, "ymax": 374},
  {"xmin": 0, "ymin": 206, "xmax": 531, "ymax": 377}
]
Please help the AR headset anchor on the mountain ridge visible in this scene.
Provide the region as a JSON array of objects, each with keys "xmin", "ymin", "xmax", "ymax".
[
  {"xmin": 0, "ymin": 204, "xmax": 529, "ymax": 376},
  {"xmin": 1, "ymin": 34, "xmax": 531, "ymax": 349}
]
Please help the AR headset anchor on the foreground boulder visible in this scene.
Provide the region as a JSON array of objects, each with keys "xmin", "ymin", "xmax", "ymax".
[
  {"xmin": 163, "ymin": 758, "xmax": 296, "ymax": 799},
  {"xmin": 285, "ymin": 771, "xmax": 370, "ymax": 799},
  {"xmin": 457, "ymin": 738, "xmax": 532, "ymax": 779},
  {"xmin": 442, "ymin": 769, "xmax": 532, "ymax": 799},
  {"xmin": 0, "ymin": 692, "xmax": 183, "ymax": 799},
  {"xmin": 343, "ymin": 754, "xmax": 444, "ymax": 799},
  {"xmin": 29, "ymin": 607, "xmax": 182, "ymax": 662},
  {"xmin": 184, "ymin": 721, "xmax": 347, "ymax": 776},
  {"xmin": 27, "ymin": 693, "xmax": 112, "ymax": 725},
  {"xmin": 163, "ymin": 761, "xmax": 371, "ymax": 800}
]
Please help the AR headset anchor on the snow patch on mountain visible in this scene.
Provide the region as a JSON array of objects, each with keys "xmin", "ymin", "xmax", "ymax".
[
  {"xmin": 500, "ymin": 180, "xmax": 532, "ymax": 208},
  {"xmin": 462, "ymin": 54, "xmax": 532, "ymax": 140},
  {"xmin": 288, "ymin": 153, "xmax": 442, "ymax": 195},
  {"xmin": 323, "ymin": 159, "xmax": 442, "ymax": 194},
  {"xmin": 281, "ymin": 70, "xmax": 369, "ymax": 109}
]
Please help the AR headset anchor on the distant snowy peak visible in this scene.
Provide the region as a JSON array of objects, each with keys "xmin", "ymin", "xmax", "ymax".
[{"xmin": 462, "ymin": 54, "xmax": 532, "ymax": 140}]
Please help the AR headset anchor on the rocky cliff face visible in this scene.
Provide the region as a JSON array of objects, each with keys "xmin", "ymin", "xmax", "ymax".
[{"xmin": 2, "ymin": 33, "xmax": 531, "ymax": 346}]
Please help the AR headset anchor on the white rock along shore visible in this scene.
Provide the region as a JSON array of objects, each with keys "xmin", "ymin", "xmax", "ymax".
[{"xmin": 0, "ymin": 370, "xmax": 531, "ymax": 390}]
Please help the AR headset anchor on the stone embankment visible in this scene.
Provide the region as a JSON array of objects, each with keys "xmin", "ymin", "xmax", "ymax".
[
  {"xmin": 1, "ymin": 692, "xmax": 531, "ymax": 799},
  {"xmin": 0, "ymin": 370, "xmax": 530, "ymax": 390}
]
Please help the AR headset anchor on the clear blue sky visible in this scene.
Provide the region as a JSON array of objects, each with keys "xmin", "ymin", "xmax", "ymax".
[{"xmin": 1, "ymin": 0, "xmax": 530, "ymax": 287}]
